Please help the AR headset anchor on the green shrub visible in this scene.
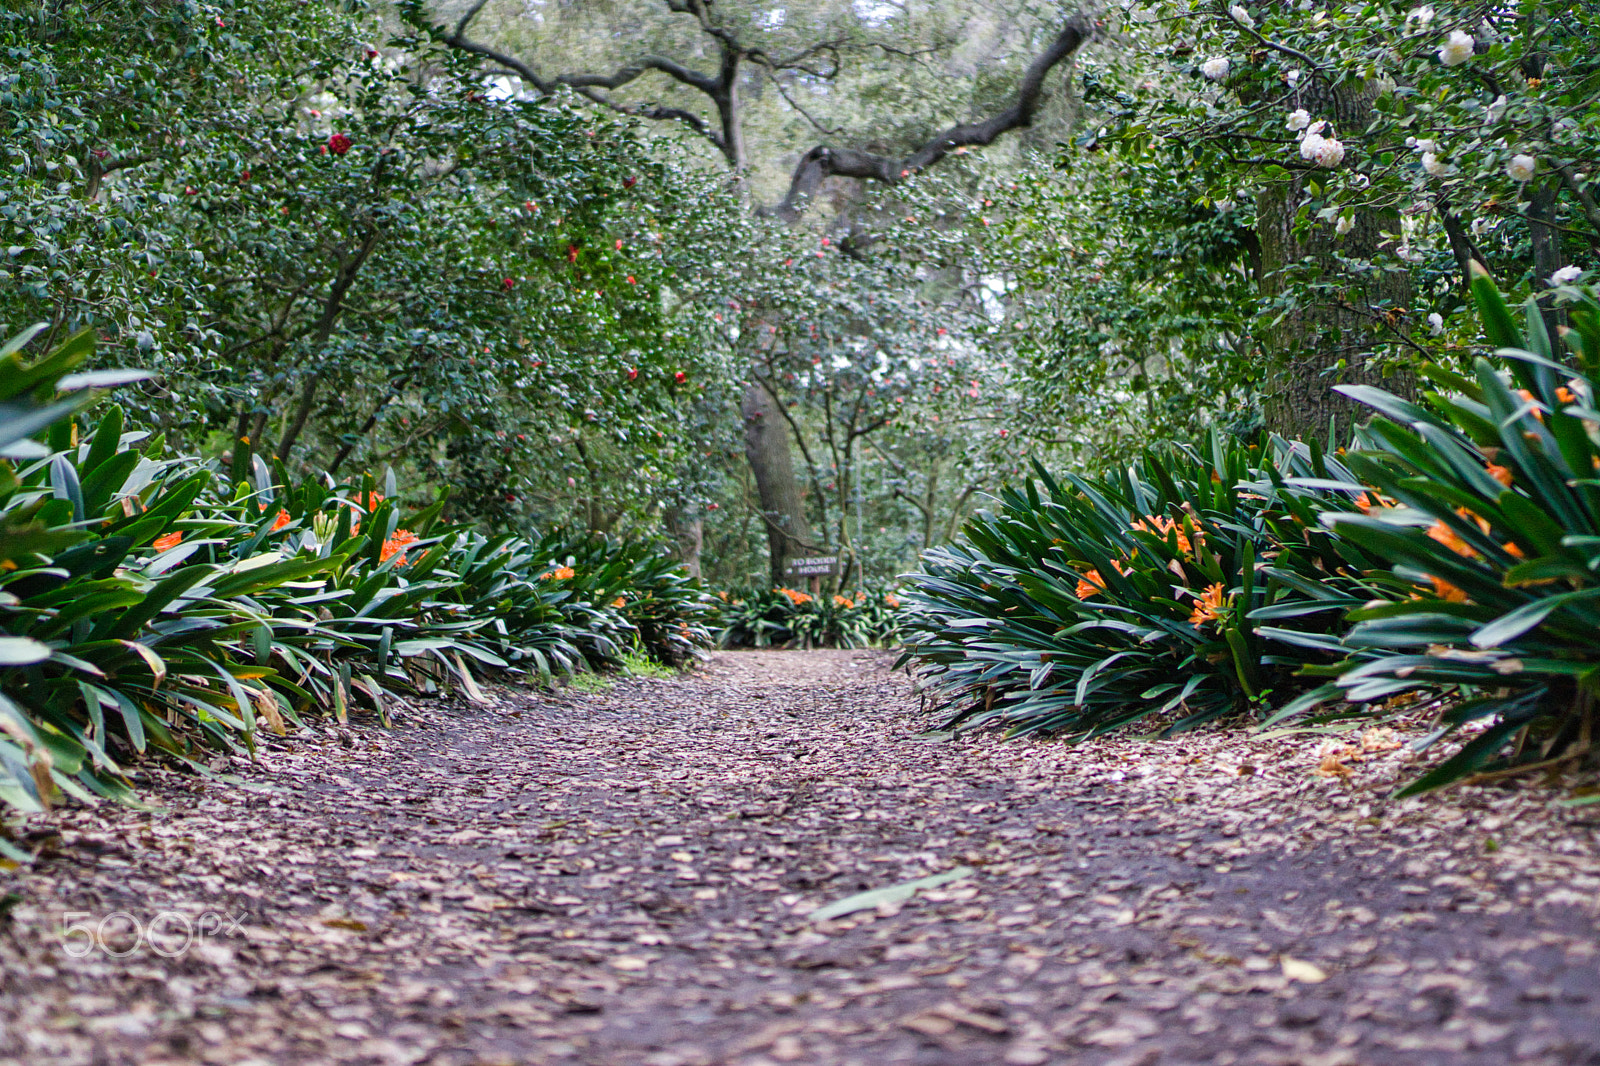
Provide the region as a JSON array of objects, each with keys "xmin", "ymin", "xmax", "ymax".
[
  {"xmin": 899, "ymin": 432, "xmax": 1392, "ymax": 741},
  {"xmin": 1272, "ymin": 270, "xmax": 1600, "ymax": 792}
]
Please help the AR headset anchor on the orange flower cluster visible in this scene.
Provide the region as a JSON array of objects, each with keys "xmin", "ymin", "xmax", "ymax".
[
  {"xmin": 776, "ymin": 587, "xmax": 812, "ymax": 606},
  {"xmin": 833, "ymin": 594, "xmax": 855, "ymax": 609},
  {"xmin": 1130, "ymin": 514, "xmax": 1200, "ymax": 555},
  {"xmin": 1076, "ymin": 570, "xmax": 1106, "ymax": 599},
  {"xmin": 153, "ymin": 531, "xmax": 183, "ymax": 552},
  {"xmin": 1074, "ymin": 559, "xmax": 1127, "ymax": 600},
  {"xmin": 540, "ymin": 566, "xmax": 577, "ymax": 581},
  {"xmin": 380, "ymin": 529, "xmax": 419, "ymax": 564},
  {"xmin": 1188, "ymin": 582, "xmax": 1228, "ymax": 627},
  {"xmin": 883, "ymin": 593, "xmax": 901, "ymax": 608},
  {"xmin": 269, "ymin": 508, "xmax": 292, "ymax": 533}
]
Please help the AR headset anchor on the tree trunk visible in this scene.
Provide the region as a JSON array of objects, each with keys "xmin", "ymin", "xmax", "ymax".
[
  {"xmin": 665, "ymin": 505, "xmax": 704, "ymax": 579},
  {"xmin": 742, "ymin": 381, "xmax": 816, "ymax": 586},
  {"xmin": 1257, "ymin": 83, "xmax": 1413, "ymax": 442}
]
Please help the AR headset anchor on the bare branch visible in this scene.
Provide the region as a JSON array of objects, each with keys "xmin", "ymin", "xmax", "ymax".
[
  {"xmin": 439, "ymin": 4, "xmax": 733, "ymax": 156},
  {"xmin": 774, "ymin": 16, "xmax": 1095, "ymax": 220}
]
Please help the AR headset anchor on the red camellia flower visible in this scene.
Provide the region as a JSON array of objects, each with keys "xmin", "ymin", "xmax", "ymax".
[
  {"xmin": 502, "ymin": 277, "xmax": 515, "ymax": 290},
  {"xmin": 524, "ymin": 201, "xmax": 537, "ymax": 212},
  {"xmin": 624, "ymin": 176, "xmax": 638, "ymax": 188},
  {"xmin": 366, "ymin": 48, "xmax": 379, "ymax": 59},
  {"xmin": 184, "ymin": 187, "xmax": 198, "ymax": 195},
  {"xmin": 615, "ymin": 239, "xmax": 623, "ymax": 250},
  {"xmin": 241, "ymin": 170, "xmax": 251, "ymax": 181},
  {"xmin": 327, "ymin": 133, "xmax": 352, "ymax": 156},
  {"xmin": 784, "ymin": 258, "xmax": 793, "ymax": 266},
  {"xmin": 821, "ymin": 237, "xmax": 830, "ymax": 247},
  {"xmin": 936, "ymin": 327, "xmax": 947, "ymax": 336},
  {"xmin": 626, "ymin": 275, "xmax": 636, "ymax": 284},
  {"xmin": 567, "ymin": 245, "xmax": 579, "ymax": 263},
  {"xmin": 627, "ymin": 368, "xmax": 638, "ymax": 380},
  {"xmin": 674, "ymin": 370, "xmax": 687, "ymax": 384}
]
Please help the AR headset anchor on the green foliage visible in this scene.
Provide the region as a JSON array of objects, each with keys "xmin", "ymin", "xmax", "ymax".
[
  {"xmin": 0, "ymin": 326, "xmax": 709, "ymax": 813},
  {"xmin": 899, "ymin": 433, "xmax": 1384, "ymax": 740},
  {"xmin": 1277, "ymin": 274, "xmax": 1600, "ymax": 792},
  {"xmin": 1, "ymin": 0, "xmax": 744, "ymax": 533},
  {"xmin": 714, "ymin": 586, "xmax": 905, "ymax": 650}
]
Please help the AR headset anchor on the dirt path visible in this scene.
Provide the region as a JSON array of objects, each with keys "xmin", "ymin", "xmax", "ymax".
[{"xmin": 4, "ymin": 650, "xmax": 1600, "ymax": 1066}]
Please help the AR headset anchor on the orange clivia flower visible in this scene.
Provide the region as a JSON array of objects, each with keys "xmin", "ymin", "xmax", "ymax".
[
  {"xmin": 1485, "ymin": 463, "xmax": 1513, "ymax": 488},
  {"xmin": 539, "ymin": 565, "xmax": 577, "ymax": 581},
  {"xmin": 833, "ymin": 594, "xmax": 855, "ymax": 609},
  {"xmin": 612, "ymin": 596, "xmax": 626, "ymax": 608},
  {"xmin": 153, "ymin": 531, "xmax": 183, "ymax": 552},
  {"xmin": 380, "ymin": 529, "xmax": 419, "ymax": 564},
  {"xmin": 1188, "ymin": 583, "xmax": 1227, "ymax": 627},
  {"xmin": 1427, "ymin": 510, "xmax": 1488, "ymax": 559},
  {"xmin": 1557, "ymin": 386, "xmax": 1577, "ymax": 405},
  {"xmin": 1075, "ymin": 570, "xmax": 1107, "ymax": 599},
  {"xmin": 1430, "ymin": 575, "xmax": 1470, "ymax": 603},
  {"xmin": 1502, "ymin": 541, "xmax": 1525, "ymax": 559},
  {"xmin": 1131, "ymin": 515, "xmax": 1195, "ymax": 555},
  {"xmin": 718, "ymin": 590, "xmax": 729, "ymax": 602},
  {"xmin": 269, "ymin": 508, "xmax": 292, "ymax": 533},
  {"xmin": 776, "ymin": 587, "xmax": 812, "ymax": 606},
  {"xmin": 354, "ymin": 491, "xmax": 385, "ymax": 510},
  {"xmin": 883, "ymin": 593, "xmax": 901, "ymax": 608},
  {"xmin": 1513, "ymin": 389, "xmax": 1545, "ymax": 422}
]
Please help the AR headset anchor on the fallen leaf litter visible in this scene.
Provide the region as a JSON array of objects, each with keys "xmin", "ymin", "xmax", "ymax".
[{"xmin": 1, "ymin": 649, "xmax": 1598, "ymax": 1065}]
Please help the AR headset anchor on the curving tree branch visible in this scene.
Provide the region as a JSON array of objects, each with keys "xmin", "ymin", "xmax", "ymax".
[
  {"xmin": 773, "ymin": 16, "xmax": 1095, "ymax": 219},
  {"xmin": 432, "ymin": 1, "xmax": 1094, "ymax": 218}
]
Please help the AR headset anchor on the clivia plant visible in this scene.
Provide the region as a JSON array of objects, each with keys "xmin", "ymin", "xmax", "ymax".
[{"xmin": 1273, "ymin": 268, "xmax": 1600, "ymax": 792}]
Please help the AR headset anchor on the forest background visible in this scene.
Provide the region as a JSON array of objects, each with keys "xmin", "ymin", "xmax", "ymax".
[{"xmin": 5, "ymin": 0, "xmax": 1595, "ymax": 590}]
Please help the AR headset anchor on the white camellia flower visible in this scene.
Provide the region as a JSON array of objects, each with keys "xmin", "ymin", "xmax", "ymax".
[
  {"xmin": 1422, "ymin": 152, "xmax": 1451, "ymax": 176},
  {"xmin": 1428, "ymin": 312, "xmax": 1444, "ymax": 335},
  {"xmin": 1438, "ymin": 29, "xmax": 1474, "ymax": 66},
  {"xmin": 1298, "ymin": 132, "xmax": 1345, "ymax": 168},
  {"xmin": 1551, "ymin": 266, "xmax": 1583, "ymax": 285},
  {"xmin": 1202, "ymin": 57, "xmax": 1231, "ymax": 80},
  {"xmin": 1230, "ymin": 4, "xmax": 1254, "ymax": 28},
  {"xmin": 1406, "ymin": 6, "xmax": 1435, "ymax": 27},
  {"xmin": 1507, "ymin": 154, "xmax": 1537, "ymax": 182},
  {"xmin": 1286, "ymin": 69, "xmax": 1302, "ymax": 87},
  {"xmin": 1287, "ymin": 109, "xmax": 1311, "ymax": 131},
  {"xmin": 1336, "ymin": 214, "xmax": 1354, "ymax": 235}
]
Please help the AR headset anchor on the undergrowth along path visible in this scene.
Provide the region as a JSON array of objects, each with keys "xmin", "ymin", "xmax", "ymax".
[{"xmin": 4, "ymin": 650, "xmax": 1600, "ymax": 1065}]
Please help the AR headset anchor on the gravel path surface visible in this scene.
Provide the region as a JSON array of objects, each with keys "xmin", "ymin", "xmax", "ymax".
[{"xmin": 3, "ymin": 649, "xmax": 1600, "ymax": 1066}]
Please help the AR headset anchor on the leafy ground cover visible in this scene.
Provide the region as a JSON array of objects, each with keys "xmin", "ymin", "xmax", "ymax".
[
  {"xmin": 713, "ymin": 585, "xmax": 905, "ymax": 649},
  {"xmin": 0, "ymin": 326, "xmax": 711, "ymax": 817},
  {"xmin": 1, "ymin": 651, "xmax": 1597, "ymax": 1065},
  {"xmin": 902, "ymin": 276, "xmax": 1600, "ymax": 795}
]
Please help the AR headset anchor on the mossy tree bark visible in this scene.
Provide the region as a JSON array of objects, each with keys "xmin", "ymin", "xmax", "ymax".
[{"xmin": 1256, "ymin": 82, "xmax": 1414, "ymax": 442}]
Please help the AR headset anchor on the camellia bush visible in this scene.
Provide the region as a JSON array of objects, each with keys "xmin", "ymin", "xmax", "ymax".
[{"xmin": 0, "ymin": 326, "xmax": 711, "ymax": 817}]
